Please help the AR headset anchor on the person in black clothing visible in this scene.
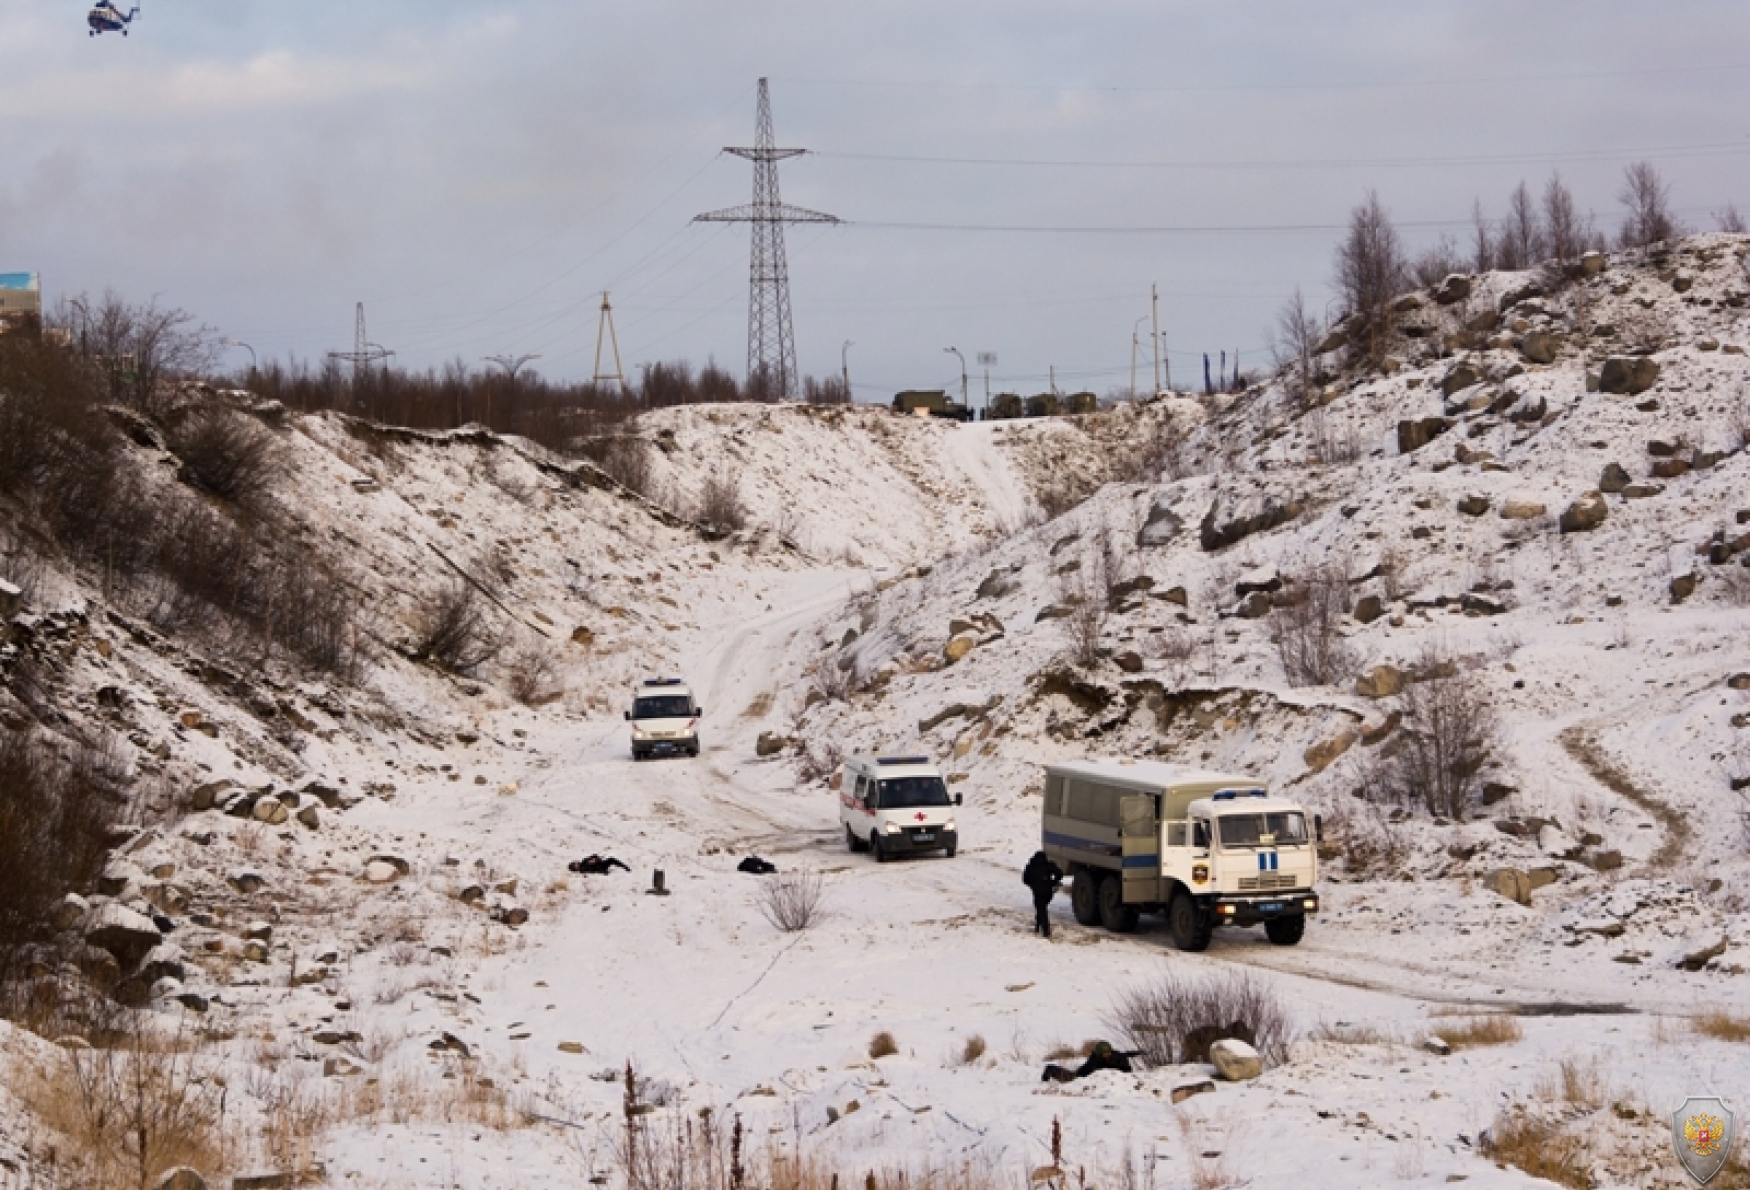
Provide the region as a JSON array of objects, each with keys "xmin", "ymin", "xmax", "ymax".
[
  {"xmin": 1041, "ymin": 1041, "xmax": 1138, "ymax": 1083},
  {"xmin": 568, "ymin": 855, "xmax": 630, "ymax": 875},
  {"xmin": 1022, "ymin": 850, "xmax": 1063, "ymax": 938}
]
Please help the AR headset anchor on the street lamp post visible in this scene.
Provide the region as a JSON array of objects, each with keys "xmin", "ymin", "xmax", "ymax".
[
  {"xmin": 841, "ymin": 340, "xmax": 854, "ymax": 404},
  {"xmin": 228, "ymin": 339, "xmax": 257, "ymax": 377},
  {"xmin": 944, "ymin": 346, "xmax": 967, "ymax": 410}
]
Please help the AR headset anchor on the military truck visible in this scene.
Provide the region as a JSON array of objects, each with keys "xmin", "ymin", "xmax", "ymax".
[
  {"xmin": 988, "ymin": 392, "xmax": 1024, "ymax": 420},
  {"xmin": 892, "ymin": 389, "xmax": 972, "ymax": 422},
  {"xmin": 1041, "ymin": 758, "xmax": 1320, "ymax": 951}
]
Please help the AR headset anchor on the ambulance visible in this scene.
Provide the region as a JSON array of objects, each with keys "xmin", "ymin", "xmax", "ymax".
[
  {"xmin": 624, "ymin": 677, "xmax": 702, "ymax": 760},
  {"xmin": 835, "ymin": 754, "xmax": 962, "ymax": 862}
]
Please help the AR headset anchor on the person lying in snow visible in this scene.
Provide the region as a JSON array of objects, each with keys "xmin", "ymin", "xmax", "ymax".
[
  {"xmin": 736, "ymin": 856, "xmax": 777, "ymax": 874},
  {"xmin": 568, "ymin": 855, "xmax": 630, "ymax": 875},
  {"xmin": 1040, "ymin": 1041, "xmax": 1138, "ymax": 1083}
]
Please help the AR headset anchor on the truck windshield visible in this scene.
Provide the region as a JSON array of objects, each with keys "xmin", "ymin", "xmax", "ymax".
[
  {"xmin": 1217, "ymin": 812, "xmax": 1307, "ymax": 848},
  {"xmin": 877, "ymin": 776, "xmax": 951, "ymax": 809},
  {"xmin": 632, "ymin": 696, "xmax": 692, "ymax": 719}
]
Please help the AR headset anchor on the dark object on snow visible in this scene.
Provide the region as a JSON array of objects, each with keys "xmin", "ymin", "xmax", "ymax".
[
  {"xmin": 1041, "ymin": 1041, "xmax": 1137, "ymax": 1083},
  {"xmin": 1022, "ymin": 850, "xmax": 1063, "ymax": 938},
  {"xmin": 152, "ymin": 914, "xmax": 175, "ymax": 933},
  {"xmin": 647, "ymin": 869, "xmax": 670, "ymax": 897},
  {"xmin": 568, "ymin": 855, "xmax": 630, "ymax": 875},
  {"xmin": 737, "ymin": 856, "xmax": 777, "ymax": 875}
]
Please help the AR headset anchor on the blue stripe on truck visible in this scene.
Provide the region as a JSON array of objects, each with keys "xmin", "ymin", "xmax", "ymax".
[
  {"xmin": 1121, "ymin": 854, "xmax": 1159, "ymax": 869},
  {"xmin": 1043, "ymin": 831, "xmax": 1119, "ymax": 858}
]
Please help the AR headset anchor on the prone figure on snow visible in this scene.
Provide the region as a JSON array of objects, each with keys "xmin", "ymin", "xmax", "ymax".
[{"xmin": 568, "ymin": 855, "xmax": 630, "ymax": 875}]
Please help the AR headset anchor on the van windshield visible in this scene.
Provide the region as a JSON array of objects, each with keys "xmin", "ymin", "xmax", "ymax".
[
  {"xmin": 632, "ymin": 695, "xmax": 692, "ymax": 720},
  {"xmin": 877, "ymin": 776, "xmax": 951, "ymax": 809},
  {"xmin": 1217, "ymin": 812, "xmax": 1307, "ymax": 848}
]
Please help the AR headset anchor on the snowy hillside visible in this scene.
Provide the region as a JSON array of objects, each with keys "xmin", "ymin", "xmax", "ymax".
[{"xmin": 2, "ymin": 237, "xmax": 1748, "ymax": 1190}]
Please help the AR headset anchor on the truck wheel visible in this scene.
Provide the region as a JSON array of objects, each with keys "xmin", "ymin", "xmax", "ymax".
[
  {"xmin": 1169, "ymin": 893, "xmax": 1213, "ymax": 952},
  {"xmin": 1097, "ymin": 875, "xmax": 1139, "ymax": 934},
  {"xmin": 1265, "ymin": 914, "xmax": 1306, "ymax": 946},
  {"xmin": 1070, "ymin": 871, "xmax": 1102, "ymax": 927},
  {"xmin": 845, "ymin": 825, "xmax": 866, "ymax": 853},
  {"xmin": 873, "ymin": 836, "xmax": 891, "ymax": 864},
  {"xmin": 944, "ymin": 842, "xmax": 957, "ymax": 858}
]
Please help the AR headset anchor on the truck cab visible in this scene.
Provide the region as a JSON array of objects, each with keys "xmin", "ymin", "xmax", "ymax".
[
  {"xmin": 836, "ymin": 754, "xmax": 962, "ymax": 862},
  {"xmin": 624, "ymin": 678, "xmax": 702, "ymax": 760},
  {"xmin": 1041, "ymin": 758, "xmax": 1319, "ymax": 950}
]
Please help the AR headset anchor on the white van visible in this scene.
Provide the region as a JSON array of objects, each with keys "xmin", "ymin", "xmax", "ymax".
[
  {"xmin": 836, "ymin": 754, "xmax": 962, "ymax": 862},
  {"xmin": 624, "ymin": 678, "xmax": 702, "ymax": 760}
]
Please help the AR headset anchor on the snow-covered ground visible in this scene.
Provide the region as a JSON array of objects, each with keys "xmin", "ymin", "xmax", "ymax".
[{"xmin": 3, "ymin": 237, "xmax": 1750, "ymax": 1189}]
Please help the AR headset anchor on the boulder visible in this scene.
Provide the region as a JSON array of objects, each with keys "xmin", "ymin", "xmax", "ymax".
[
  {"xmin": 976, "ymin": 566, "xmax": 1021, "ymax": 599},
  {"xmin": 1498, "ymin": 497, "xmax": 1546, "ymax": 521},
  {"xmin": 1235, "ymin": 591, "xmax": 1272, "ymax": 619},
  {"xmin": 1303, "ymin": 729, "xmax": 1358, "ymax": 775},
  {"xmin": 1114, "ymin": 651, "xmax": 1145, "ymax": 674},
  {"xmin": 1483, "ymin": 868, "xmax": 1533, "ymax": 906},
  {"xmin": 252, "ymin": 798, "xmax": 289, "ymax": 826},
  {"xmin": 52, "ymin": 892, "xmax": 90, "ymax": 932},
  {"xmin": 364, "ymin": 861, "xmax": 400, "ymax": 885},
  {"xmin": 295, "ymin": 804, "xmax": 320, "ymax": 830},
  {"xmin": 1312, "ymin": 323, "xmax": 1349, "ymax": 355},
  {"xmin": 97, "ymin": 859, "xmax": 146, "ymax": 899},
  {"xmin": 1727, "ymin": 674, "xmax": 1750, "ymax": 690},
  {"xmin": 1650, "ymin": 458, "xmax": 1690, "ymax": 480},
  {"xmin": 1537, "ymin": 824, "xmax": 1576, "ymax": 857},
  {"xmin": 155, "ymin": 1168, "xmax": 207, "ymax": 1190},
  {"xmin": 1518, "ymin": 329, "xmax": 1558, "ymax": 365},
  {"xmin": 1559, "ymin": 492, "xmax": 1608, "ymax": 534},
  {"xmin": 85, "ymin": 903, "xmax": 163, "ymax": 969},
  {"xmin": 1421, "ymin": 1036, "xmax": 1452, "ymax": 1056},
  {"xmin": 1397, "ymin": 417, "xmax": 1451, "ymax": 454},
  {"xmin": 1208, "ymin": 1039, "xmax": 1263, "ymax": 1082},
  {"xmin": 229, "ymin": 870, "xmax": 266, "ymax": 894},
  {"xmin": 755, "ymin": 731, "xmax": 786, "ymax": 757},
  {"xmin": 1433, "ymin": 274, "xmax": 1472, "ymax": 305},
  {"xmin": 943, "ymin": 635, "xmax": 975, "ymax": 665},
  {"xmin": 1579, "ymin": 250, "xmax": 1606, "ymax": 277},
  {"xmin": 1621, "ymin": 483, "xmax": 1663, "ymax": 499},
  {"xmin": 1136, "ymin": 497, "xmax": 1185, "ymax": 548},
  {"xmin": 1670, "ymin": 572, "xmax": 1698, "ymax": 603},
  {"xmin": 1456, "ymin": 495, "xmax": 1491, "ymax": 517},
  {"xmin": 1598, "ymin": 357, "xmax": 1660, "ymax": 396},
  {"xmin": 1158, "ymin": 586, "xmax": 1189, "ymax": 607},
  {"xmin": 1352, "ymin": 594, "xmax": 1385, "ymax": 624},
  {"xmin": 1598, "ymin": 463, "xmax": 1631, "ymax": 494},
  {"xmin": 1440, "ymin": 362, "xmax": 1481, "ymax": 397},
  {"xmin": 1199, "ymin": 489, "xmax": 1305, "ymax": 552},
  {"xmin": 1171, "ymin": 1080, "xmax": 1216, "ymax": 1104},
  {"xmin": 1679, "ymin": 939, "xmax": 1728, "ymax": 972},
  {"xmin": 190, "ymin": 779, "xmax": 234, "ymax": 812},
  {"xmin": 1355, "ymin": 665, "xmax": 1405, "ymax": 700}
]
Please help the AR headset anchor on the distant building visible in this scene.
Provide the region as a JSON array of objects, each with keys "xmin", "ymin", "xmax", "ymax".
[{"xmin": 0, "ymin": 272, "xmax": 41, "ymax": 332}]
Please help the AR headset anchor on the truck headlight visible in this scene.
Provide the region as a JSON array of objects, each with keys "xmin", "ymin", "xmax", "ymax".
[
  {"xmin": 631, "ymin": 726, "xmax": 649, "ymax": 739},
  {"xmin": 944, "ymin": 821, "xmax": 956, "ymax": 832},
  {"xmin": 1302, "ymin": 898, "xmax": 1318, "ymax": 911},
  {"xmin": 883, "ymin": 823, "xmax": 902, "ymax": 835},
  {"xmin": 1217, "ymin": 904, "xmax": 1235, "ymax": 916}
]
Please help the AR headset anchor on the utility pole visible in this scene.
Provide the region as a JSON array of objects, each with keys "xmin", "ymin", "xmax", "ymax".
[
  {"xmin": 694, "ymin": 79, "xmax": 840, "ymax": 400},
  {"xmin": 841, "ymin": 340, "xmax": 853, "ymax": 403},
  {"xmin": 327, "ymin": 302, "xmax": 394, "ymax": 387},
  {"xmin": 1150, "ymin": 284, "xmax": 1162, "ymax": 395},
  {"xmin": 977, "ymin": 352, "xmax": 997, "ymax": 414},
  {"xmin": 1131, "ymin": 316, "xmax": 1147, "ymax": 399},
  {"xmin": 481, "ymin": 353, "xmax": 540, "ymax": 430},
  {"xmin": 593, "ymin": 293, "xmax": 628, "ymax": 395},
  {"xmin": 944, "ymin": 346, "xmax": 967, "ymax": 408}
]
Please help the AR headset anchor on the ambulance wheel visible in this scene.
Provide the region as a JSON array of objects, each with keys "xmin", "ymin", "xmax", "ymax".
[
  {"xmin": 1169, "ymin": 893, "xmax": 1213, "ymax": 953},
  {"xmin": 1265, "ymin": 914, "xmax": 1305, "ymax": 946},
  {"xmin": 846, "ymin": 825, "xmax": 866, "ymax": 853},
  {"xmin": 1070, "ymin": 871, "xmax": 1101, "ymax": 927},
  {"xmin": 943, "ymin": 843, "xmax": 957, "ymax": 858},
  {"xmin": 873, "ymin": 836, "xmax": 891, "ymax": 864},
  {"xmin": 1097, "ymin": 875, "xmax": 1139, "ymax": 934}
]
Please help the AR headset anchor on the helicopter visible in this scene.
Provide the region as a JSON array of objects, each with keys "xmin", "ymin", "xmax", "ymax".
[{"xmin": 87, "ymin": 3, "xmax": 140, "ymax": 36}]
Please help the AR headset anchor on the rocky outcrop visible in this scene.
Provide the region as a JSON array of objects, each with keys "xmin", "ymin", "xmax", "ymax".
[
  {"xmin": 1136, "ymin": 496, "xmax": 1185, "ymax": 548},
  {"xmin": 1355, "ymin": 665, "xmax": 1405, "ymax": 699},
  {"xmin": 1559, "ymin": 492, "xmax": 1608, "ymax": 533},
  {"xmin": 1397, "ymin": 416, "xmax": 1451, "ymax": 454},
  {"xmin": 1599, "ymin": 356, "xmax": 1660, "ymax": 395},
  {"xmin": 84, "ymin": 903, "xmax": 163, "ymax": 969},
  {"xmin": 1199, "ymin": 489, "xmax": 1305, "ymax": 552}
]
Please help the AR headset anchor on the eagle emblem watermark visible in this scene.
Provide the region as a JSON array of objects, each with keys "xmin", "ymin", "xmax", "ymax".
[{"xmin": 1672, "ymin": 1096, "xmax": 1735, "ymax": 1185}]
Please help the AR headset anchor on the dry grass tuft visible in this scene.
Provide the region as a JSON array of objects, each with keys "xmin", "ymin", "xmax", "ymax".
[
  {"xmin": 1695, "ymin": 1010, "xmax": 1750, "ymax": 1042},
  {"xmin": 954, "ymin": 1035, "xmax": 987, "ymax": 1066},
  {"xmin": 1430, "ymin": 1014, "xmax": 1522, "ymax": 1050},
  {"xmin": 869, "ymin": 1031, "xmax": 898, "ymax": 1060},
  {"xmin": 1483, "ymin": 1109, "xmax": 1589, "ymax": 1190}
]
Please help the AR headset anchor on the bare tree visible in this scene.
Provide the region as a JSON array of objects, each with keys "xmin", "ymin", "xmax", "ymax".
[
  {"xmin": 1618, "ymin": 161, "xmax": 1682, "ymax": 249},
  {"xmin": 1470, "ymin": 198, "xmax": 1496, "ymax": 273},
  {"xmin": 1411, "ymin": 234, "xmax": 1467, "ymax": 287},
  {"xmin": 1542, "ymin": 173, "xmax": 1589, "ymax": 266},
  {"xmin": 1359, "ymin": 647, "xmax": 1498, "ymax": 820},
  {"xmin": 56, "ymin": 292, "xmax": 221, "ymax": 417},
  {"xmin": 1272, "ymin": 563, "xmax": 1354, "ymax": 686},
  {"xmin": 1496, "ymin": 182, "xmax": 1544, "ymax": 270},
  {"xmin": 1332, "ymin": 191, "xmax": 1407, "ymax": 367},
  {"xmin": 1272, "ymin": 287, "xmax": 1323, "ymax": 409},
  {"xmin": 1716, "ymin": 203, "xmax": 1747, "ymax": 234}
]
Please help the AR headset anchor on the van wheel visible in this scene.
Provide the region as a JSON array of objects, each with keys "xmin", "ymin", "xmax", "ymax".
[
  {"xmin": 1265, "ymin": 914, "xmax": 1305, "ymax": 946},
  {"xmin": 944, "ymin": 843, "xmax": 957, "ymax": 858},
  {"xmin": 846, "ymin": 825, "xmax": 867, "ymax": 853},
  {"xmin": 1169, "ymin": 893, "xmax": 1213, "ymax": 952},
  {"xmin": 1097, "ymin": 876, "xmax": 1139, "ymax": 934},
  {"xmin": 873, "ymin": 837, "xmax": 891, "ymax": 864},
  {"xmin": 1070, "ymin": 872, "xmax": 1102, "ymax": 926}
]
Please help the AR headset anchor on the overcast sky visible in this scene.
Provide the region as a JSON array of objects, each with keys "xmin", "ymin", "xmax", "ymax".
[{"xmin": 2, "ymin": 1, "xmax": 1746, "ymax": 399}]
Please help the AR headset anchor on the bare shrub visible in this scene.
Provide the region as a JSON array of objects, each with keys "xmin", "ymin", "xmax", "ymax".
[
  {"xmin": 1148, "ymin": 626, "xmax": 1197, "ymax": 688},
  {"xmin": 1106, "ymin": 966, "xmax": 1292, "ymax": 1067},
  {"xmin": 411, "ymin": 579, "xmax": 504, "ymax": 676},
  {"xmin": 594, "ymin": 437, "xmax": 653, "ymax": 497},
  {"xmin": 262, "ymin": 557, "xmax": 363, "ymax": 679},
  {"xmin": 795, "ymin": 736, "xmax": 845, "ymax": 786},
  {"xmin": 164, "ymin": 404, "xmax": 285, "ymax": 505},
  {"xmin": 1305, "ymin": 407, "xmax": 1360, "ymax": 465},
  {"xmin": 1333, "ymin": 191, "xmax": 1408, "ymax": 367},
  {"xmin": 1410, "ymin": 234, "xmax": 1466, "ymax": 287},
  {"xmin": 1431, "ymin": 1014, "xmax": 1523, "ymax": 1050},
  {"xmin": 54, "ymin": 291, "xmax": 222, "ymax": 417},
  {"xmin": 1320, "ymin": 797, "xmax": 1408, "ymax": 879},
  {"xmin": 1059, "ymin": 580, "xmax": 1107, "ymax": 670},
  {"xmin": 1618, "ymin": 161, "xmax": 1683, "ymax": 249},
  {"xmin": 0, "ymin": 727, "xmax": 117, "ymax": 957},
  {"xmin": 697, "ymin": 472, "xmax": 746, "ymax": 532},
  {"xmin": 868, "ymin": 1031, "xmax": 898, "ymax": 1059},
  {"xmin": 501, "ymin": 638, "xmax": 560, "ymax": 705},
  {"xmin": 1542, "ymin": 173, "xmax": 1591, "ymax": 267},
  {"xmin": 1718, "ymin": 203, "xmax": 1748, "ymax": 234},
  {"xmin": 1272, "ymin": 287, "xmax": 1323, "ymax": 409},
  {"xmin": 26, "ymin": 1020, "xmax": 223, "ymax": 1190},
  {"xmin": 803, "ymin": 653, "xmax": 853, "ymax": 704},
  {"xmin": 1359, "ymin": 648, "xmax": 1498, "ymax": 820},
  {"xmin": 1497, "ymin": 181, "xmax": 1544, "ymax": 271},
  {"xmin": 1271, "ymin": 564, "xmax": 1353, "ymax": 686},
  {"xmin": 1035, "ymin": 474, "xmax": 1093, "ymax": 521},
  {"xmin": 756, "ymin": 869, "xmax": 824, "ymax": 932}
]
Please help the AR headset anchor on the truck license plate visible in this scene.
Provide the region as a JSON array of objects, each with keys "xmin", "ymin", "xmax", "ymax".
[
  {"xmin": 1259, "ymin": 901, "xmax": 1283, "ymax": 913},
  {"xmin": 914, "ymin": 832, "xmax": 934, "ymax": 842}
]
